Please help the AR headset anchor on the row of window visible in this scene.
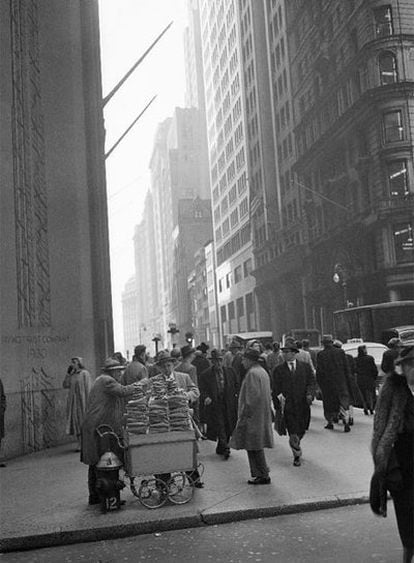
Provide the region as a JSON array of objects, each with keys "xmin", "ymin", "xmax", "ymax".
[
  {"xmin": 217, "ymin": 223, "xmax": 251, "ymax": 265},
  {"xmin": 215, "ymin": 195, "xmax": 249, "ymax": 243},
  {"xmin": 277, "ymin": 133, "xmax": 293, "ymax": 163},
  {"xmin": 296, "ymin": 53, "xmax": 401, "ymax": 157},
  {"xmin": 220, "ymin": 292, "xmax": 255, "ymax": 334},
  {"xmin": 270, "ymin": 36, "xmax": 286, "ymax": 73},
  {"xmin": 292, "ymin": 4, "xmax": 392, "ymax": 57},
  {"xmin": 293, "ymin": 6, "xmax": 395, "ymax": 93},
  {"xmin": 218, "ymin": 258, "xmax": 253, "ymax": 293}
]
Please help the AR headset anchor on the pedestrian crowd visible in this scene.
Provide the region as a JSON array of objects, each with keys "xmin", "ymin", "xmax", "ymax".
[{"xmin": 1, "ymin": 332, "xmax": 408, "ymax": 559}]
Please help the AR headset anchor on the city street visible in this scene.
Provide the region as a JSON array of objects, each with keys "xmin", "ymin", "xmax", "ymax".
[
  {"xmin": 2, "ymin": 504, "xmax": 402, "ymax": 563},
  {"xmin": 1, "ymin": 402, "xmax": 383, "ymax": 555}
]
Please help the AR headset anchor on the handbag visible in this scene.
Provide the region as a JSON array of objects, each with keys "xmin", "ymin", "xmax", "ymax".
[{"xmin": 274, "ymin": 403, "xmax": 287, "ymax": 436}]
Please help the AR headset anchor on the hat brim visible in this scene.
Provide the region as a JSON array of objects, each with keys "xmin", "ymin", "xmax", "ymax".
[
  {"xmin": 156, "ymin": 358, "xmax": 175, "ymax": 365},
  {"xmin": 281, "ymin": 347, "xmax": 299, "ymax": 352}
]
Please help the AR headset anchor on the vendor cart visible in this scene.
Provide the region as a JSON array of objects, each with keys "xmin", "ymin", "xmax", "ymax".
[{"xmin": 124, "ymin": 430, "xmax": 200, "ymax": 509}]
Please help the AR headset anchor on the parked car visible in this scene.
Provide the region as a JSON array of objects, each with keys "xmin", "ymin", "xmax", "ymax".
[{"xmin": 342, "ymin": 340, "xmax": 388, "ymax": 389}]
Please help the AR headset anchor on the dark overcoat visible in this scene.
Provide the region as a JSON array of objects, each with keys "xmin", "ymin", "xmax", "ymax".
[
  {"xmin": 316, "ymin": 345, "xmax": 350, "ymax": 410},
  {"xmin": 199, "ymin": 365, "xmax": 239, "ymax": 441},
  {"xmin": 355, "ymin": 354, "xmax": 378, "ymax": 392},
  {"xmin": 344, "ymin": 353, "xmax": 363, "ymax": 406},
  {"xmin": 370, "ymin": 371, "xmax": 414, "ymax": 544},
  {"xmin": 0, "ymin": 378, "xmax": 6, "ymax": 441},
  {"xmin": 271, "ymin": 360, "xmax": 315, "ymax": 436},
  {"xmin": 230, "ymin": 364, "xmax": 274, "ymax": 450},
  {"xmin": 81, "ymin": 375, "xmax": 136, "ymax": 466}
]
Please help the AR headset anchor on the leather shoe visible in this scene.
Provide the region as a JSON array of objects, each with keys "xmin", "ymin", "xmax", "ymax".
[
  {"xmin": 223, "ymin": 451, "xmax": 230, "ymax": 460},
  {"xmin": 247, "ymin": 477, "xmax": 271, "ymax": 485},
  {"xmin": 194, "ymin": 481, "xmax": 204, "ymax": 488},
  {"xmin": 324, "ymin": 423, "xmax": 334, "ymax": 430},
  {"xmin": 293, "ymin": 457, "xmax": 301, "ymax": 466},
  {"xmin": 344, "ymin": 424, "xmax": 351, "ymax": 433}
]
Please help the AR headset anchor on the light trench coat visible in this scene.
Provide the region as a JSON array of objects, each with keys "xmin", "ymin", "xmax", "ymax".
[
  {"xmin": 230, "ymin": 363, "xmax": 274, "ymax": 451},
  {"xmin": 63, "ymin": 368, "xmax": 92, "ymax": 437}
]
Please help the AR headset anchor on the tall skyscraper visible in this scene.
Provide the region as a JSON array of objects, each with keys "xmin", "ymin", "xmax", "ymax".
[{"xmin": 199, "ymin": 0, "xmax": 276, "ymax": 343}]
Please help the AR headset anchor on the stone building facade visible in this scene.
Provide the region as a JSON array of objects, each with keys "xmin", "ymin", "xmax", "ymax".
[
  {"xmin": 254, "ymin": 0, "xmax": 414, "ymax": 338},
  {"xmin": 0, "ymin": 1, "xmax": 113, "ymax": 457}
]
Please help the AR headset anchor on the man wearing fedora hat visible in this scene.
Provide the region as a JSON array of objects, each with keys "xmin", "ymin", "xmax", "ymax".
[
  {"xmin": 231, "ymin": 348, "xmax": 274, "ymax": 484},
  {"xmin": 154, "ymin": 350, "xmax": 203, "ymax": 487},
  {"xmin": 316, "ymin": 335, "xmax": 351, "ymax": 432},
  {"xmin": 370, "ymin": 345, "xmax": 414, "ymax": 561},
  {"xmin": 271, "ymin": 338, "xmax": 315, "ymax": 466},
  {"xmin": 81, "ymin": 358, "xmax": 141, "ymax": 505},
  {"xmin": 199, "ymin": 348, "xmax": 240, "ymax": 460},
  {"xmin": 120, "ymin": 345, "xmax": 147, "ymax": 386}
]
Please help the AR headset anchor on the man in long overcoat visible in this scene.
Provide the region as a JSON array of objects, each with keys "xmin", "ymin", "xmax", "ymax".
[
  {"xmin": 316, "ymin": 334, "xmax": 351, "ymax": 432},
  {"xmin": 231, "ymin": 348, "xmax": 274, "ymax": 484},
  {"xmin": 199, "ymin": 348, "xmax": 239, "ymax": 459},
  {"xmin": 81, "ymin": 358, "xmax": 139, "ymax": 505},
  {"xmin": 271, "ymin": 339, "xmax": 315, "ymax": 466}
]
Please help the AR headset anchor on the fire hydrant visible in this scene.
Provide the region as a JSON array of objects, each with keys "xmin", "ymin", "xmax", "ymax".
[{"xmin": 95, "ymin": 450, "xmax": 125, "ymax": 513}]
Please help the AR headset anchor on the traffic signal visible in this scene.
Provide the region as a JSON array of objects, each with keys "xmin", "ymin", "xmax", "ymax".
[{"xmin": 185, "ymin": 331, "xmax": 193, "ymax": 344}]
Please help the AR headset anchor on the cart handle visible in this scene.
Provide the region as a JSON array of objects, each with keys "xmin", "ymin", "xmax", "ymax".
[{"xmin": 95, "ymin": 424, "xmax": 116, "ymax": 437}]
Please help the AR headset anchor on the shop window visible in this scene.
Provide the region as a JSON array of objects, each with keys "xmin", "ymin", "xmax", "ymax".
[
  {"xmin": 374, "ymin": 6, "xmax": 393, "ymax": 37},
  {"xmin": 379, "ymin": 51, "xmax": 398, "ymax": 85},
  {"xmin": 387, "ymin": 160, "xmax": 408, "ymax": 197},
  {"xmin": 393, "ymin": 222, "xmax": 414, "ymax": 264},
  {"xmin": 383, "ymin": 110, "xmax": 404, "ymax": 142}
]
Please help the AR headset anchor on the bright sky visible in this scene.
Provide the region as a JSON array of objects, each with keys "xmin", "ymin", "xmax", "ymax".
[{"xmin": 99, "ymin": 0, "xmax": 188, "ymax": 352}]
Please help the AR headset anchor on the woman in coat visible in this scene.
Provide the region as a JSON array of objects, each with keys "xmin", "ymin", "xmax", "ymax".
[
  {"xmin": 81, "ymin": 358, "xmax": 139, "ymax": 505},
  {"xmin": 370, "ymin": 345, "xmax": 414, "ymax": 562},
  {"xmin": 63, "ymin": 357, "xmax": 93, "ymax": 451},
  {"xmin": 199, "ymin": 348, "xmax": 239, "ymax": 459},
  {"xmin": 355, "ymin": 345, "xmax": 378, "ymax": 415},
  {"xmin": 230, "ymin": 348, "xmax": 274, "ymax": 484}
]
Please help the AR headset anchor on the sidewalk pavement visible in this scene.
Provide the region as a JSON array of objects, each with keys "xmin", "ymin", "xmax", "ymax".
[{"xmin": 0, "ymin": 402, "xmax": 374, "ymax": 553}]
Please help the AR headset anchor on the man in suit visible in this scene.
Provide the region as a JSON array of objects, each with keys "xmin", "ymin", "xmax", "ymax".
[
  {"xmin": 316, "ymin": 334, "xmax": 351, "ymax": 432},
  {"xmin": 271, "ymin": 338, "xmax": 316, "ymax": 467},
  {"xmin": 199, "ymin": 349, "xmax": 240, "ymax": 459}
]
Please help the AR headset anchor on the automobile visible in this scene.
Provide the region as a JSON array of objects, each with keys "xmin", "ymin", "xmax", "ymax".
[
  {"xmin": 382, "ymin": 325, "xmax": 414, "ymax": 346},
  {"xmin": 342, "ymin": 340, "xmax": 388, "ymax": 389}
]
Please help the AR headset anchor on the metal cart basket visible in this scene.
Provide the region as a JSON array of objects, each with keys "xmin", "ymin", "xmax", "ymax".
[{"xmin": 124, "ymin": 430, "xmax": 198, "ymax": 508}]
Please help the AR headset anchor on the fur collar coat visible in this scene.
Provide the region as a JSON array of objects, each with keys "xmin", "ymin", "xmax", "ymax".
[{"xmin": 370, "ymin": 372, "xmax": 411, "ymax": 516}]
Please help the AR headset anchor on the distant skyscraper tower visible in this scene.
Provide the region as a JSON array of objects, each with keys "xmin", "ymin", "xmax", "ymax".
[{"xmin": 198, "ymin": 0, "xmax": 276, "ymax": 343}]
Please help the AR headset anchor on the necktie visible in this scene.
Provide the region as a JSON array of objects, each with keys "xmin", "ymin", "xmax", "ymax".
[{"xmin": 289, "ymin": 362, "xmax": 295, "ymax": 374}]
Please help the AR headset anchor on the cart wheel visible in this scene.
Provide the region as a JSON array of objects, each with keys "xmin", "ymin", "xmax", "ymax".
[
  {"xmin": 138, "ymin": 478, "xmax": 168, "ymax": 509},
  {"xmin": 167, "ymin": 472, "xmax": 194, "ymax": 505}
]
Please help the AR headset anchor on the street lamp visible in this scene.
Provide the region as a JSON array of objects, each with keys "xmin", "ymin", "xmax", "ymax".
[
  {"xmin": 152, "ymin": 333, "xmax": 161, "ymax": 355},
  {"xmin": 333, "ymin": 263, "xmax": 349, "ymax": 308}
]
